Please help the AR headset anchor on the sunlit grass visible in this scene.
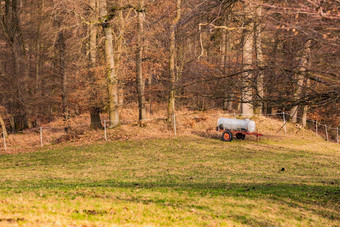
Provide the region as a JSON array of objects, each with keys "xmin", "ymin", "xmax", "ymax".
[{"xmin": 0, "ymin": 135, "xmax": 339, "ymax": 226}]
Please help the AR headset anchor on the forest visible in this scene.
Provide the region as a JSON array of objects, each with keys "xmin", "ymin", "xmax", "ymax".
[{"xmin": 0, "ymin": 0, "xmax": 339, "ymax": 135}]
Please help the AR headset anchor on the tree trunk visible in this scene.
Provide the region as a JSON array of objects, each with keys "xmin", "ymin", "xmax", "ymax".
[
  {"xmin": 99, "ymin": 0, "xmax": 120, "ymax": 128},
  {"xmin": 221, "ymin": 29, "xmax": 227, "ymax": 70},
  {"xmin": 241, "ymin": 3, "xmax": 254, "ymax": 117},
  {"xmin": 90, "ymin": 107, "xmax": 102, "ymax": 129},
  {"xmin": 222, "ymin": 28, "xmax": 233, "ymax": 111},
  {"xmin": 115, "ymin": 2, "xmax": 128, "ymax": 108},
  {"xmin": 9, "ymin": 115, "xmax": 15, "ymax": 133},
  {"xmin": 0, "ymin": 114, "xmax": 7, "ymax": 138},
  {"xmin": 227, "ymin": 96, "xmax": 233, "ymax": 111},
  {"xmin": 167, "ymin": 0, "xmax": 181, "ymax": 123},
  {"xmin": 223, "ymin": 97, "xmax": 228, "ymax": 110},
  {"xmin": 148, "ymin": 73, "xmax": 153, "ymax": 114},
  {"xmin": 290, "ymin": 104, "xmax": 299, "ymax": 123},
  {"xmin": 255, "ymin": 4, "xmax": 264, "ymax": 114},
  {"xmin": 221, "ymin": 29, "xmax": 228, "ymax": 110},
  {"xmin": 264, "ymin": 32, "xmax": 279, "ymax": 115},
  {"xmin": 302, "ymin": 105, "xmax": 308, "ymax": 128},
  {"xmin": 89, "ymin": 0, "xmax": 103, "ymax": 130},
  {"xmin": 301, "ymin": 76, "xmax": 311, "ymax": 128},
  {"xmin": 35, "ymin": 0, "xmax": 44, "ymax": 126},
  {"xmin": 56, "ymin": 30, "xmax": 69, "ymax": 133},
  {"xmin": 291, "ymin": 39, "xmax": 312, "ymax": 123},
  {"xmin": 136, "ymin": 0, "xmax": 146, "ymax": 122},
  {"xmin": 176, "ymin": 42, "xmax": 185, "ymax": 107}
]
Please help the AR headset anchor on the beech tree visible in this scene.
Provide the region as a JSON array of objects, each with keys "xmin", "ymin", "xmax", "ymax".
[
  {"xmin": 167, "ymin": 0, "xmax": 182, "ymax": 123},
  {"xmin": 99, "ymin": 0, "xmax": 120, "ymax": 128},
  {"xmin": 241, "ymin": 1, "xmax": 255, "ymax": 117},
  {"xmin": 88, "ymin": 0, "xmax": 103, "ymax": 129},
  {"xmin": 136, "ymin": 0, "xmax": 146, "ymax": 122}
]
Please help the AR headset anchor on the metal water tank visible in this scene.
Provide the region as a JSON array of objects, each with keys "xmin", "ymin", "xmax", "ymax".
[{"xmin": 217, "ymin": 118, "xmax": 256, "ymax": 132}]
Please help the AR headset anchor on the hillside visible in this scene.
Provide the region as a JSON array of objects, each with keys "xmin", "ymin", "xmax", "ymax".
[
  {"xmin": 2, "ymin": 108, "xmax": 337, "ymax": 153},
  {"xmin": 0, "ymin": 114, "xmax": 339, "ymax": 226}
]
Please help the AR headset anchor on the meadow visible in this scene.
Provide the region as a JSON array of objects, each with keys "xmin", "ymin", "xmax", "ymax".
[{"xmin": 0, "ymin": 131, "xmax": 339, "ymax": 226}]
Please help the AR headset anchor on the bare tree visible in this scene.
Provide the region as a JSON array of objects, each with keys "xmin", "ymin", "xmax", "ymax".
[
  {"xmin": 55, "ymin": 25, "xmax": 69, "ymax": 132},
  {"xmin": 89, "ymin": 0, "xmax": 103, "ymax": 129},
  {"xmin": 254, "ymin": 2, "xmax": 264, "ymax": 114},
  {"xmin": 99, "ymin": 0, "xmax": 120, "ymax": 128},
  {"xmin": 291, "ymin": 39, "xmax": 312, "ymax": 124},
  {"xmin": 34, "ymin": 0, "xmax": 44, "ymax": 126},
  {"xmin": 241, "ymin": 2, "xmax": 254, "ymax": 117},
  {"xmin": 168, "ymin": 0, "xmax": 181, "ymax": 123},
  {"xmin": 0, "ymin": 107, "xmax": 7, "ymax": 137},
  {"xmin": 136, "ymin": 0, "xmax": 146, "ymax": 122}
]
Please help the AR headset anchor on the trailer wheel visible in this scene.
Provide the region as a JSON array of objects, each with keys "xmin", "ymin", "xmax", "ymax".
[
  {"xmin": 236, "ymin": 133, "xmax": 246, "ymax": 140},
  {"xmin": 222, "ymin": 130, "xmax": 233, "ymax": 142}
]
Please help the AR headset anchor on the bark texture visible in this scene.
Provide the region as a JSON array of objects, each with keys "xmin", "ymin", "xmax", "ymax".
[
  {"xmin": 0, "ymin": 114, "xmax": 7, "ymax": 137},
  {"xmin": 136, "ymin": 0, "xmax": 146, "ymax": 122},
  {"xmin": 35, "ymin": 0, "xmax": 44, "ymax": 125},
  {"xmin": 89, "ymin": 0, "xmax": 103, "ymax": 129},
  {"xmin": 99, "ymin": 0, "xmax": 120, "ymax": 128},
  {"xmin": 255, "ymin": 3, "xmax": 264, "ymax": 114},
  {"xmin": 56, "ymin": 29, "xmax": 69, "ymax": 133},
  {"xmin": 241, "ymin": 2, "xmax": 254, "ymax": 117},
  {"xmin": 168, "ymin": 0, "xmax": 182, "ymax": 123},
  {"xmin": 291, "ymin": 39, "xmax": 312, "ymax": 124}
]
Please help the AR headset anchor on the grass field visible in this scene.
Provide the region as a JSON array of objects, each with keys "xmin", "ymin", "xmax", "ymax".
[{"xmin": 0, "ymin": 133, "xmax": 339, "ymax": 226}]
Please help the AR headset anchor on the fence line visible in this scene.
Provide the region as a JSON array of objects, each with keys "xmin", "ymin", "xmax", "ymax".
[
  {"xmin": 227, "ymin": 112, "xmax": 339, "ymax": 131},
  {"xmin": 1, "ymin": 112, "xmax": 339, "ymax": 151}
]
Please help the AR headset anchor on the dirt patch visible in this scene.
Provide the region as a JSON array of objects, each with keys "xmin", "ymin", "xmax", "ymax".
[
  {"xmin": 0, "ymin": 218, "xmax": 25, "ymax": 223},
  {"xmin": 73, "ymin": 209, "xmax": 115, "ymax": 216}
]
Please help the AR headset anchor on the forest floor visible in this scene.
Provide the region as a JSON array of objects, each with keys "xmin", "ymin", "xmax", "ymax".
[
  {"xmin": 0, "ymin": 127, "xmax": 339, "ymax": 226},
  {"xmin": 4, "ymin": 107, "xmax": 338, "ymax": 153}
]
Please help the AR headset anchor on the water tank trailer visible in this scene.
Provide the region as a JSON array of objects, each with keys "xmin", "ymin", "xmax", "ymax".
[{"xmin": 216, "ymin": 118, "xmax": 263, "ymax": 142}]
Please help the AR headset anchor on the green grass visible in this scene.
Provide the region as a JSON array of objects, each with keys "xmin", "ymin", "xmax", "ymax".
[{"xmin": 0, "ymin": 135, "xmax": 339, "ymax": 226}]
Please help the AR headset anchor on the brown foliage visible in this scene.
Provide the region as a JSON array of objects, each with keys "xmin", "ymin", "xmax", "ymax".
[{"xmin": 0, "ymin": 0, "xmax": 338, "ymax": 135}]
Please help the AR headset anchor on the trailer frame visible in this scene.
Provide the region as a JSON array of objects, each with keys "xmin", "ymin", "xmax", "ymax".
[{"xmin": 216, "ymin": 128, "xmax": 263, "ymax": 142}]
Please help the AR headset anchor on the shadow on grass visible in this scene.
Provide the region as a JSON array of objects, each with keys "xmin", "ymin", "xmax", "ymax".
[
  {"xmin": 192, "ymin": 130, "xmax": 283, "ymax": 143},
  {"xmin": 3, "ymin": 180, "xmax": 339, "ymax": 221},
  {"xmin": 191, "ymin": 130, "xmax": 221, "ymax": 140},
  {"xmin": 191, "ymin": 132, "xmax": 338, "ymax": 159}
]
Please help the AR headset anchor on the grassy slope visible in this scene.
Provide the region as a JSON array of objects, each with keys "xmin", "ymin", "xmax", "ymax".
[{"xmin": 0, "ymin": 134, "xmax": 339, "ymax": 226}]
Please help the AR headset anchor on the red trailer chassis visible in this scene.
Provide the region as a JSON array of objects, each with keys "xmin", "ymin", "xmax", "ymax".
[{"xmin": 216, "ymin": 128, "xmax": 263, "ymax": 142}]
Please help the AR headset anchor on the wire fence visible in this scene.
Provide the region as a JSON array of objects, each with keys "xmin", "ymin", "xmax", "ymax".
[
  {"xmin": 0, "ymin": 112, "xmax": 338, "ymax": 151},
  {"xmin": 237, "ymin": 112, "xmax": 339, "ymax": 143}
]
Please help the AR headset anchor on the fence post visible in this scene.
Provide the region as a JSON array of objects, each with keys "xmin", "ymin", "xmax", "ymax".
[
  {"xmin": 104, "ymin": 120, "xmax": 108, "ymax": 141},
  {"xmin": 315, "ymin": 120, "xmax": 318, "ymax": 137},
  {"xmin": 40, "ymin": 127, "xmax": 43, "ymax": 147},
  {"xmin": 173, "ymin": 114, "xmax": 177, "ymax": 136},
  {"xmin": 2, "ymin": 132, "xmax": 6, "ymax": 151},
  {"xmin": 283, "ymin": 112, "xmax": 287, "ymax": 134},
  {"xmin": 325, "ymin": 125, "xmax": 328, "ymax": 142},
  {"xmin": 337, "ymin": 127, "xmax": 339, "ymax": 144}
]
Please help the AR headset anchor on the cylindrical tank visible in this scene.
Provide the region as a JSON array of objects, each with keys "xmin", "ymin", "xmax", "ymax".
[{"xmin": 217, "ymin": 118, "xmax": 256, "ymax": 132}]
